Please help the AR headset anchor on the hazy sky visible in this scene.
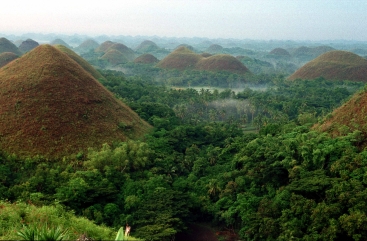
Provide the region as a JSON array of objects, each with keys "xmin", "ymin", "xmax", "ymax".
[{"xmin": 1, "ymin": 0, "xmax": 367, "ymax": 40}]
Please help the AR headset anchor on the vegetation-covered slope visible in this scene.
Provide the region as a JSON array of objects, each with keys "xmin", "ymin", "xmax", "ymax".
[
  {"xmin": 196, "ymin": 54, "xmax": 250, "ymax": 74},
  {"xmin": 18, "ymin": 39, "xmax": 39, "ymax": 53},
  {"xmin": 0, "ymin": 45, "xmax": 151, "ymax": 158},
  {"xmin": 134, "ymin": 53, "xmax": 159, "ymax": 64},
  {"xmin": 75, "ymin": 39, "xmax": 99, "ymax": 53},
  {"xmin": 157, "ymin": 46, "xmax": 203, "ymax": 70},
  {"xmin": 0, "ymin": 52, "xmax": 18, "ymax": 68},
  {"xmin": 289, "ymin": 50, "xmax": 367, "ymax": 82},
  {"xmin": 0, "ymin": 37, "xmax": 22, "ymax": 55}
]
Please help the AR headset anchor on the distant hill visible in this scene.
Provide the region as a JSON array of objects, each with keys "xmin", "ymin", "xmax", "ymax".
[
  {"xmin": 289, "ymin": 45, "xmax": 335, "ymax": 61},
  {"xmin": 196, "ymin": 54, "xmax": 250, "ymax": 74},
  {"xmin": 0, "ymin": 52, "xmax": 18, "ymax": 68},
  {"xmin": 206, "ymin": 44, "xmax": 224, "ymax": 54},
  {"xmin": 0, "ymin": 45, "xmax": 151, "ymax": 158},
  {"xmin": 105, "ymin": 43, "xmax": 136, "ymax": 61},
  {"xmin": 0, "ymin": 37, "xmax": 21, "ymax": 55},
  {"xmin": 134, "ymin": 53, "xmax": 159, "ymax": 64},
  {"xmin": 95, "ymin": 41, "xmax": 115, "ymax": 53},
  {"xmin": 288, "ymin": 50, "xmax": 367, "ymax": 82},
  {"xmin": 100, "ymin": 49, "xmax": 130, "ymax": 66},
  {"xmin": 54, "ymin": 44, "xmax": 105, "ymax": 80},
  {"xmin": 157, "ymin": 46, "xmax": 250, "ymax": 74},
  {"xmin": 156, "ymin": 46, "xmax": 203, "ymax": 70},
  {"xmin": 135, "ymin": 40, "xmax": 160, "ymax": 53},
  {"xmin": 50, "ymin": 38, "xmax": 71, "ymax": 48},
  {"xmin": 75, "ymin": 39, "xmax": 99, "ymax": 53},
  {"xmin": 269, "ymin": 48, "xmax": 291, "ymax": 57},
  {"xmin": 18, "ymin": 39, "xmax": 39, "ymax": 53}
]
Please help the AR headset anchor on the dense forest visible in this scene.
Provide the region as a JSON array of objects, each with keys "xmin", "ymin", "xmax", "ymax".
[{"xmin": 1, "ymin": 60, "xmax": 367, "ymax": 240}]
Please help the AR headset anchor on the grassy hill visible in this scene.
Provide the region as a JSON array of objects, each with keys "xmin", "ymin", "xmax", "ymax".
[
  {"xmin": 50, "ymin": 38, "xmax": 71, "ymax": 48},
  {"xmin": 134, "ymin": 53, "xmax": 159, "ymax": 64},
  {"xmin": 0, "ymin": 44, "xmax": 151, "ymax": 159},
  {"xmin": 196, "ymin": 54, "xmax": 250, "ymax": 74},
  {"xmin": 95, "ymin": 41, "xmax": 115, "ymax": 53},
  {"xmin": 289, "ymin": 50, "xmax": 367, "ymax": 82},
  {"xmin": 135, "ymin": 40, "xmax": 160, "ymax": 53},
  {"xmin": 0, "ymin": 37, "xmax": 22, "ymax": 55},
  {"xmin": 0, "ymin": 52, "xmax": 18, "ymax": 68},
  {"xmin": 206, "ymin": 44, "xmax": 224, "ymax": 54},
  {"xmin": 156, "ymin": 46, "xmax": 203, "ymax": 70},
  {"xmin": 314, "ymin": 87, "xmax": 367, "ymax": 141},
  {"xmin": 75, "ymin": 39, "xmax": 99, "ymax": 53},
  {"xmin": 18, "ymin": 39, "xmax": 39, "ymax": 53},
  {"xmin": 54, "ymin": 44, "xmax": 105, "ymax": 80},
  {"xmin": 269, "ymin": 48, "xmax": 291, "ymax": 57},
  {"xmin": 106, "ymin": 43, "xmax": 136, "ymax": 61},
  {"xmin": 100, "ymin": 49, "xmax": 130, "ymax": 66}
]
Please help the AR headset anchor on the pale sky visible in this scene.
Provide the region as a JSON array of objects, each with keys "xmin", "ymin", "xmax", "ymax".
[{"xmin": 1, "ymin": 0, "xmax": 367, "ymax": 40}]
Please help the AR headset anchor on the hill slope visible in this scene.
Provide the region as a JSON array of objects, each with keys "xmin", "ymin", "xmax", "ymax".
[
  {"xmin": 54, "ymin": 44, "xmax": 105, "ymax": 80},
  {"xmin": 289, "ymin": 50, "xmax": 367, "ymax": 82},
  {"xmin": 18, "ymin": 39, "xmax": 39, "ymax": 53},
  {"xmin": 157, "ymin": 46, "xmax": 203, "ymax": 70},
  {"xmin": 0, "ymin": 38, "xmax": 21, "ymax": 55},
  {"xmin": 134, "ymin": 53, "xmax": 159, "ymax": 64},
  {"xmin": 0, "ymin": 45, "xmax": 151, "ymax": 158},
  {"xmin": 196, "ymin": 54, "xmax": 250, "ymax": 74},
  {"xmin": 0, "ymin": 52, "xmax": 18, "ymax": 68}
]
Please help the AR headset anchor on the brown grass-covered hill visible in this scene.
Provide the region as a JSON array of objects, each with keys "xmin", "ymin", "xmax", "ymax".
[
  {"xmin": 314, "ymin": 88, "xmax": 367, "ymax": 141},
  {"xmin": 134, "ymin": 54, "xmax": 159, "ymax": 64},
  {"xmin": 0, "ymin": 52, "xmax": 18, "ymax": 68},
  {"xmin": 157, "ymin": 46, "xmax": 203, "ymax": 70},
  {"xmin": 100, "ymin": 49, "xmax": 130, "ymax": 66},
  {"xmin": 50, "ymin": 38, "xmax": 71, "ymax": 48},
  {"xmin": 75, "ymin": 39, "xmax": 100, "ymax": 53},
  {"xmin": 18, "ymin": 39, "xmax": 39, "ymax": 53},
  {"xmin": 0, "ymin": 38, "xmax": 21, "ymax": 55},
  {"xmin": 135, "ymin": 40, "xmax": 160, "ymax": 53},
  {"xmin": 288, "ymin": 50, "xmax": 367, "ymax": 82},
  {"xmin": 54, "ymin": 45, "xmax": 105, "ymax": 80},
  {"xmin": 105, "ymin": 43, "xmax": 136, "ymax": 61},
  {"xmin": 196, "ymin": 54, "xmax": 250, "ymax": 74},
  {"xmin": 0, "ymin": 44, "xmax": 151, "ymax": 159},
  {"xmin": 206, "ymin": 44, "xmax": 224, "ymax": 54}
]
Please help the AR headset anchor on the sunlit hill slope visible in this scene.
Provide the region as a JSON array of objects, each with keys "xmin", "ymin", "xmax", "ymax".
[{"xmin": 0, "ymin": 45, "xmax": 151, "ymax": 158}]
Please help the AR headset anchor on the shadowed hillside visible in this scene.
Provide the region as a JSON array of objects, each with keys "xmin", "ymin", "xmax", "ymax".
[
  {"xmin": 289, "ymin": 50, "xmax": 367, "ymax": 82},
  {"xmin": 134, "ymin": 53, "xmax": 159, "ymax": 64},
  {"xmin": 206, "ymin": 44, "xmax": 224, "ymax": 54},
  {"xmin": 269, "ymin": 48, "xmax": 291, "ymax": 57},
  {"xmin": 0, "ymin": 52, "xmax": 18, "ymax": 68},
  {"xmin": 0, "ymin": 37, "xmax": 21, "ymax": 55},
  {"xmin": 100, "ymin": 49, "xmax": 129, "ymax": 66},
  {"xmin": 18, "ymin": 39, "xmax": 39, "ymax": 53},
  {"xmin": 0, "ymin": 45, "xmax": 151, "ymax": 158},
  {"xmin": 95, "ymin": 41, "xmax": 115, "ymax": 53},
  {"xmin": 51, "ymin": 38, "xmax": 71, "ymax": 48},
  {"xmin": 54, "ymin": 44, "xmax": 105, "ymax": 80},
  {"xmin": 136, "ymin": 40, "xmax": 160, "ymax": 53}
]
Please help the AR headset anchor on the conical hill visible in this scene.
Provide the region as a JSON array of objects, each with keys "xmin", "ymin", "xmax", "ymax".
[
  {"xmin": 289, "ymin": 50, "xmax": 367, "ymax": 82},
  {"xmin": 19, "ymin": 39, "xmax": 39, "ymax": 53},
  {"xmin": 156, "ymin": 46, "xmax": 203, "ymax": 70},
  {"xmin": 196, "ymin": 54, "xmax": 250, "ymax": 74},
  {"xmin": 0, "ymin": 45, "xmax": 151, "ymax": 159}
]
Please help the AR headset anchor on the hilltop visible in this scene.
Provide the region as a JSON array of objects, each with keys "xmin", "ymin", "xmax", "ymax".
[
  {"xmin": 196, "ymin": 54, "xmax": 250, "ymax": 74},
  {"xmin": 157, "ymin": 46, "xmax": 250, "ymax": 74},
  {"xmin": 75, "ymin": 39, "xmax": 99, "ymax": 53},
  {"xmin": 0, "ymin": 45, "xmax": 151, "ymax": 158},
  {"xmin": 135, "ymin": 40, "xmax": 160, "ymax": 53},
  {"xmin": 105, "ymin": 43, "xmax": 136, "ymax": 61},
  {"xmin": 18, "ymin": 39, "xmax": 39, "ymax": 53},
  {"xmin": 50, "ymin": 38, "xmax": 71, "ymax": 48},
  {"xmin": 54, "ymin": 44, "xmax": 105, "ymax": 80},
  {"xmin": 0, "ymin": 37, "xmax": 21, "ymax": 55},
  {"xmin": 289, "ymin": 50, "xmax": 367, "ymax": 82},
  {"xmin": 100, "ymin": 49, "xmax": 130, "ymax": 66},
  {"xmin": 134, "ymin": 53, "xmax": 159, "ymax": 64},
  {"xmin": 95, "ymin": 41, "xmax": 115, "ymax": 53},
  {"xmin": 156, "ymin": 46, "xmax": 202, "ymax": 70},
  {"xmin": 0, "ymin": 52, "xmax": 18, "ymax": 68}
]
